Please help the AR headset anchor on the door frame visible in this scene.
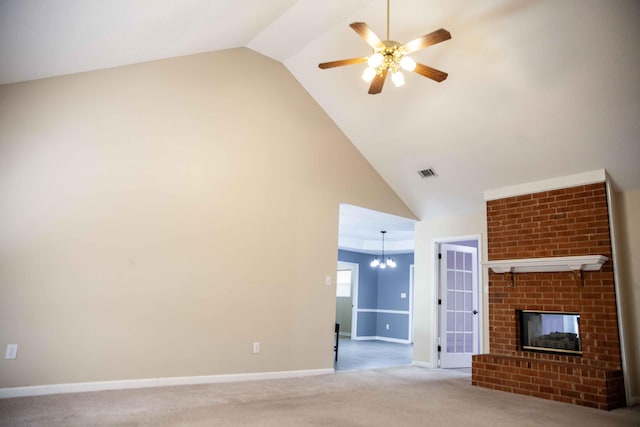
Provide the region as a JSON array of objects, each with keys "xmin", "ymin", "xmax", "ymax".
[
  {"xmin": 337, "ymin": 261, "xmax": 359, "ymax": 338},
  {"xmin": 409, "ymin": 264, "xmax": 415, "ymax": 343},
  {"xmin": 431, "ymin": 235, "xmax": 483, "ymax": 368}
]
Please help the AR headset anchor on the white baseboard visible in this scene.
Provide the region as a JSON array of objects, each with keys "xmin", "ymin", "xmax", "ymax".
[
  {"xmin": 0, "ymin": 368, "xmax": 335, "ymax": 399},
  {"xmin": 412, "ymin": 360, "xmax": 435, "ymax": 369},
  {"xmin": 352, "ymin": 336, "xmax": 411, "ymax": 344}
]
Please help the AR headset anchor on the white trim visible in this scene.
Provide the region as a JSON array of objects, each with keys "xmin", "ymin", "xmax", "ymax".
[
  {"xmin": 338, "ymin": 261, "xmax": 359, "ymax": 339},
  {"xmin": 0, "ymin": 368, "xmax": 334, "ymax": 399},
  {"xmin": 409, "ymin": 264, "xmax": 415, "ymax": 344},
  {"xmin": 483, "ymin": 255, "xmax": 608, "ymax": 274},
  {"xmin": 357, "ymin": 309, "xmax": 410, "ymax": 315},
  {"xmin": 605, "ymin": 178, "xmax": 632, "ymax": 407},
  {"xmin": 351, "ymin": 262, "xmax": 359, "ymax": 339},
  {"xmin": 484, "ymin": 170, "xmax": 606, "ymax": 201},
  {"xmin": 354, "ymin": 336, "xmax": 411, "ymax": 344},
  {"xmin": 433, "ymin": 240, "xmax": 441, "ymax": 368},
  {"xmin": 412, "ymin": 360, "xmax": 435, "ymax": 368},
  {"xmin": 478, "ymin": 236, "xmax": 485, "ymax": 355},
  {"xmin": 0, "ymin": 378, "xmax": 158, "ymax": 398}
]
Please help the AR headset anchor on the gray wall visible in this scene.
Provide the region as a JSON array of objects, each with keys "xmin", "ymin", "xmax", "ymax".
[
  {"xmin": 338, "ymin": 250, "xmax": 414, "ymax": 341},
  {"xmin": 377, "ymin": 313, "xmax": 410, "ymax": 341},
  {"xmin": 377, "ymin": 253, "xmax": 414, "ymax": 312}
]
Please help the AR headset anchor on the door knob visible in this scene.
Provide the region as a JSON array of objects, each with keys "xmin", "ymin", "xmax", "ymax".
[{"xmin": 472, "ymin": 310, "xmax": 478, "ymax": 315}]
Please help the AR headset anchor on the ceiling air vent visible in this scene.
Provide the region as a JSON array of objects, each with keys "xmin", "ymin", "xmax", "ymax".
[{"xmin": 418, "ymin": 168, "xmax": 437, "ymax": 178}]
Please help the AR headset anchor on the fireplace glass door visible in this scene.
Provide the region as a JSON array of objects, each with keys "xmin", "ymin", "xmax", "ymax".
[{"xmin": 519, "ymin": 310, "xmax": 581, "ymax": 355}]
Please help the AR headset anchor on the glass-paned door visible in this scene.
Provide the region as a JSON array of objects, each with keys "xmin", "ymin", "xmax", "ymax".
[{"xmin": 439, "ymin": 243, "xmax": 479, "ymax": 368}]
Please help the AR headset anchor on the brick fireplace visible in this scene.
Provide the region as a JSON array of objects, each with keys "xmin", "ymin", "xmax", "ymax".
[{"xmin": 472, "ymin": 182, "xmax": 626, "ymax": 410}]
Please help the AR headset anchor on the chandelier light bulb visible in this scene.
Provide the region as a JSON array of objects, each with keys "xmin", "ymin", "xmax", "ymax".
[
  {"xmin": 392, "ymin": 71, "xmax": 405, "ymax": 87},
  {"xmin": 379, "ymin": 263, "xmax": 387, "ymax": 269},
  {"xmin": 400, "ymin": 56, "xmax": 417, "ymax": 71},
  {"xmin": 368, "ymin": 53, "xmax": 384, "ymax": 68},
  {"xmin": 370, "ymin": 258, "xmax": 380, "ymax": 267},
  {"xmin": 362, "ymin": 66, "xmax": 376, "ymax": 83}
]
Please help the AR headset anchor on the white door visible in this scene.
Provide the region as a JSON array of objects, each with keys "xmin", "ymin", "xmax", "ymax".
[{"xmin": 439, "ymin": 243, "xmax": 479, "ymax": 368}]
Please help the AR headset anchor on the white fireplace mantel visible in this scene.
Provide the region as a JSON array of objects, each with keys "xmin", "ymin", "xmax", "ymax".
[{"xmin": 483, "ymin": 255, "xmax": 608, "ymax": 274}]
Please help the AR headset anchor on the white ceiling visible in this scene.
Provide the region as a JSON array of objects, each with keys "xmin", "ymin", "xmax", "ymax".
[
  {"xmin": 2, "ymin": 0, "xmax": 639, "ymax": 250},
  {"xmin": 338, "ymin": 204, "xmax": 415, "ymax": 254}
]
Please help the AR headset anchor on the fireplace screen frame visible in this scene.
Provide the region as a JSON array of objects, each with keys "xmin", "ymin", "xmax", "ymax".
[{"xmin": 518, "ymin": 310, "xmax": 582, "ymax": 356}]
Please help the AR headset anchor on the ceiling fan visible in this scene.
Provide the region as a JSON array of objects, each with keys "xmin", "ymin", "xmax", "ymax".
[{"xmin": 318, "ymin": 0, "xmax": 451, "ymax": 95}]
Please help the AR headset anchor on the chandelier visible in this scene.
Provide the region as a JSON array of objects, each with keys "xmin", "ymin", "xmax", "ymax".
[{"xmin": 370, "ymin": 230, "xmax": 397, "ymax": 269}]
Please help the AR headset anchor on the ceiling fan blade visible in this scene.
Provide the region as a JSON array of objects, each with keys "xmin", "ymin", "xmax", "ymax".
[
  {"xmin": 413, "ymin": 63, "xmax": 448, "ymax": 82},
  {"xmin": 350, "ymin": 22, "xmax": 383, "ymax": 48},
  {"xmin": 402, "ymin": 28, "xmax": 451, "ymax": 54},
  {"xmin": 318, "ymin": 57, "xmax": 368, "ymax": 69},
  {"xmin": 368, "ymin": 69, "xmax": 388, "ymax": 95}
]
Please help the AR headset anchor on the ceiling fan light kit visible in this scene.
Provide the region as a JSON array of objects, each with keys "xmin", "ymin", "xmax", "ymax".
[
  {"xmin": 318, "ymin": 0, "xmax": 451, "ymax": 94},
  {"xmin": 361, "ymin": 39, "xmax": 413, "ymax": 88}
]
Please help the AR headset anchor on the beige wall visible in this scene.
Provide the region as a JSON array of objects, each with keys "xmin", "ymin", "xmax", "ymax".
[
  {"xmin": 0, "ymin": 48, "xmax": 415, "ymax": 388},
  {"xmin": 412, "ymin": 212, "xmax": 487, "ymax": 366},
  {"xmin": 612, "ymin": 188, "xmax": 640, "ymax": 404}
]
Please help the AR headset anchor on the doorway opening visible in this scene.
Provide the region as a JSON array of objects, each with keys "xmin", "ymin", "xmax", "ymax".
[
  {"xmin": 334, "ymin": 258, "xmax": 415, "ymax": 371},
  {"xmin": 335, "ymin": 203, "xmax": 416, "ymax": 371}
]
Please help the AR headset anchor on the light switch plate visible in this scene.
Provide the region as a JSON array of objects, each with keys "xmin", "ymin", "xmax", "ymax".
[
  {"xmin": 5, "ymin": 344, "xmax": 18, "ymax": 359},
  {"xmin": 401, "ymin": 293, "xmax": 407, "ymax": 299},
  {"xmin": 325, "ymin": 275, "xmax": 331, "ymax": 286}
]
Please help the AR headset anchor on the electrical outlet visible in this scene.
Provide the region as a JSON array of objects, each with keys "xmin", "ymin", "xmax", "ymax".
[
  {"xmin": 252, "ymin": 342, "xmax": 260, "ymax": 354},
  {"xmin": 401, "ymin": 293, "xmax": 406, "ymax": 299},
  {"xmin": 5, "ymin": 344, "xmax": 18, "ymax": 359}
]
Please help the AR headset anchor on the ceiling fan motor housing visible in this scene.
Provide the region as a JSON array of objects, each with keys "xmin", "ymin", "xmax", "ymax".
[{"xmin": 375, "ymin": 41, "xmax": 404, "ymax": 75}]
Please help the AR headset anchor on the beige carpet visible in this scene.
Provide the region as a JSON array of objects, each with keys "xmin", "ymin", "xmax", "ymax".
[{"xmin": 1, "ymin": 367, "xmax": 639, "ymax": 426}]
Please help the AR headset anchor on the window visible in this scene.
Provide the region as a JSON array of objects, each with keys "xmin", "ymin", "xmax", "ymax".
[{"xmin": 336, "ymin": 269, "xmax": 352, "ymax": 297}]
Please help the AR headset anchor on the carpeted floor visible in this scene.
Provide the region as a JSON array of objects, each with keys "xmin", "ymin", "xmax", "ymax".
[{"xmin": 1, "ymin": 366, "xmax": 639, "ymax": 426}]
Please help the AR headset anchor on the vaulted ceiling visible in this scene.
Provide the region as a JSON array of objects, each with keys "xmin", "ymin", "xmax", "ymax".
[{"xmin": 2, "ymin": 0, "xmax": 639, "ymax": 246}]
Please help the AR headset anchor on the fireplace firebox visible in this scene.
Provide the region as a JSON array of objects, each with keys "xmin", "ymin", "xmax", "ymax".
[{"xmin": 518, "ymin": 310, "xmax": 581, "ymax": 355}]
